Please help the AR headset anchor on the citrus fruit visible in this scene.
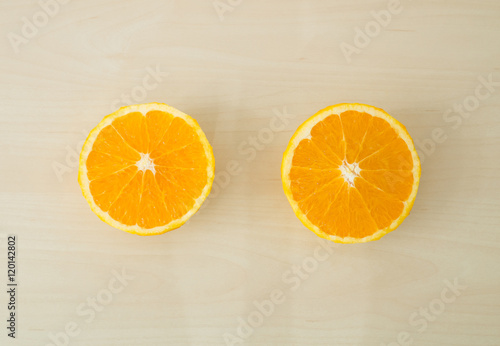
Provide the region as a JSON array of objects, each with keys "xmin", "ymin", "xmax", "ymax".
[
  {"xmin": 281, "ymin": 103, "xmax": 421, "ymax": 243},
  {"xmin": 78, "ymin": 103, "xmax": 215, "ymax": 236}
]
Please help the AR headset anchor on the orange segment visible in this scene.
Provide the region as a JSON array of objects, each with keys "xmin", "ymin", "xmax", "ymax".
[
  {"xmin": 359, "ymin": 169, "xmax": 414, "ymax": 201},
  {"xmin": 108, "ymin": 171, "xmax": 144, "ymax": 226},
  {"xmin": 154, "ymin": 142, "xmax": 208, "ymax": 169},
  {"xmin": 359, "ymin": 137, "xmax": 414, "ymax": 171},
  {"xmin": 355, "ymin": 117, "xmax": 399, "ymax": 162},
  {"xmin": 145, "ymin": 110, "xmax": 174, "ymax": 153},
  {"xmin": 355, "ymin": 177, "xmax": 405, "ymax": 229},
  {"xmin": 91, "ymin": 125, "xmax": 141, "ymax": 162},
  {"xmin": 86, "ymin": 151, "xmax": 135, "ymax": 181},
  {"xmin": 89, "ymin": 165, "xmax": 138, "ymax": 212},
  {"xmin": 289, "ymin": 166, "xmax": 341, "ymax": 203},
  {"xmin": 340, "ymin": 110, "xmax": 372, "ymax": 163},
  {"xmin": 300, "ymin": 178, "xmax": 347, "ymax": 235},
  {"xmin": 150, "ymin": 117, "xmax": 197, "ymax": 159},
  {"xmin": 310, "ymin": 114, "xmax": 345, "ymax": 164},
  {"xmin": 155, "ymin": 167, "xmax": 197, "ymax": 220},
  {"xmin": 138, "ymin": 170, "xmax": 171, "ymax": 229},
  {"xmin": 112, "ymin": 112, "xmax": 150, "ymax": 153},
  {"xmin": 291, "ymin": 139, "xmax": 339, "ymax": 169},
  {"xmin": 79, "ymin": 103, "xmax": 215, "ymax": 236},
  {"xmin": 347, "ymin": 188, "xmax": 378, "ymax": 238},
  {"xmin": 282, "ymin": 103, "xmax": 421, "ymax": 243}
]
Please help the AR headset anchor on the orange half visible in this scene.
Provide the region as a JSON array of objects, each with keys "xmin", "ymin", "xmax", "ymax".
[
  {"xmin": 78, "ymin": 103, "xmax": 215, "ymax": 236},
  {"xmin": 281, "ymin": 103, "xmax": 421, "ymax": 243}
]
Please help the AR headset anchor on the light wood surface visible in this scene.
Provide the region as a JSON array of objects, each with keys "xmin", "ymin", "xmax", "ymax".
[{"xmin": 1, "ymin": 1, "xmax": 499, "ymax": 345}]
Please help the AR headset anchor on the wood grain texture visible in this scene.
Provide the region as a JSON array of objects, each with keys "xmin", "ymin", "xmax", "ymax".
[{"xmin": 1, "ymin": 0, "xmax": 499, "ymax": 345}]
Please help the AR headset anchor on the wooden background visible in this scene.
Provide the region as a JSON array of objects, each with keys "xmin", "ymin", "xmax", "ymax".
[{"xmin": 1, "ymin": 0, "xmax": 499, "ymax": 345}]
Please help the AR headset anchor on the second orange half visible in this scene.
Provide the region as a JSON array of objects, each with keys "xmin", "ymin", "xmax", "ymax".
[{"xmin": 281, "ymin": 103, "xmax": 421, "ymax": 243}]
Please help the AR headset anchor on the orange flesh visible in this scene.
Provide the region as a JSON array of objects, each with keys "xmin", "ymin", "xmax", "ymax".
[
  {"xmin": 289, "ymin": 110, "xmax": 414, "ymax": 238},
  {"xmin": 87, "ymin": 111, "xmax": 208, "ymax": 229}
]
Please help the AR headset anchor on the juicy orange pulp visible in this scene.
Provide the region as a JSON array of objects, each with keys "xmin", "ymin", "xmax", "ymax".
[
  {"xmin": 79, "ymin": 104, "xmax": 214, "ymax": 235},
  {"xmin": 283, "ymin": 104, "xmax": 420, "ymax": 243}
]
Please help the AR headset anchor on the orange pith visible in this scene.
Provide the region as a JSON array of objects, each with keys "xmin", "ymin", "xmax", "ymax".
[
  {"xmin": 79, "ymin": 103, "xmax": 215, "ymax": 236},
  {"xmin": 282, "ymin": 104, "xmax": 421, "ymax": 243}
]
